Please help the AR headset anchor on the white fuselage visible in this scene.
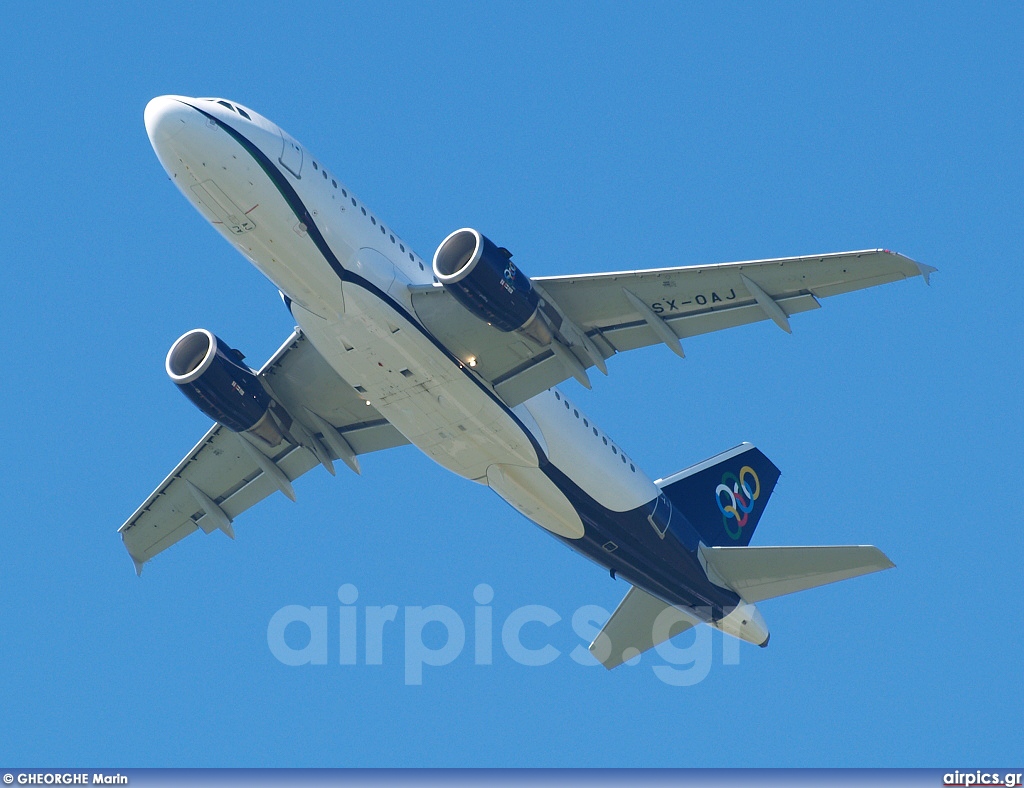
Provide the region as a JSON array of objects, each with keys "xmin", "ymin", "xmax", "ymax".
[
  {"xmin": 144, "ymin": 95, "xmax": 769, "ymax": 648},
  {"xmin": 144, "ymin": 95, "xmax": 661, "ymax": 540}
]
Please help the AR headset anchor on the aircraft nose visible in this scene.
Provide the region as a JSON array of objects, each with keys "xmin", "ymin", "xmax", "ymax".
[{"xmin": 144, "ymin": 95, "xmax": 194, "ymax": 145}]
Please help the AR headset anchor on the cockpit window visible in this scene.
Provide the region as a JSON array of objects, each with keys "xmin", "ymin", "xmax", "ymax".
[{"xmin": 205, "ymin": 99, "xmax": 252, "ymax": 121}]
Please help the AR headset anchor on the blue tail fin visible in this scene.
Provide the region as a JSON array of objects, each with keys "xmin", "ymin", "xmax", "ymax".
[{"xmin": 657, "ymin": 443, "xmax": 781, "ymax": 547}]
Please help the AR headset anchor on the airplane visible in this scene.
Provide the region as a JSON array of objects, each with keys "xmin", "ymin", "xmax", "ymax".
[{"xmin": 123, "ymin": 94, "xmax": 934, "ymax": 669}]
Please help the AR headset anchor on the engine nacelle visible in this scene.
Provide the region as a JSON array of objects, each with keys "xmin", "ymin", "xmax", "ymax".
[
  {"xmin": 433, "ymin": 228, "xmax": 540, "ymax": 333},
  {"xmin": 166, "ymin": 329, "xmax": 283, "ymax": 445}
]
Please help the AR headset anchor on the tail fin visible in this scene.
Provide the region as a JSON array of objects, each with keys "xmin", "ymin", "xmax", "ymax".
[{"xmin": 657, "ymin": 443, "xmax": 780, "ymax": 547}]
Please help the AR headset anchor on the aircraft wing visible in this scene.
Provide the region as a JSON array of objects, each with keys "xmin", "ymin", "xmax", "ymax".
[
  {"xmin": 119, "ymin": 330, "xmax": 408, "ymax": 573},
  {"xmin": 411, "ymin": 249, "xmax": 934, "ymax": 406}
]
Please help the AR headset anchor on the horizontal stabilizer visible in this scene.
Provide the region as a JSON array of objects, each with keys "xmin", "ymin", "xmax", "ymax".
[
  {"xmin": 700, "ymin": 545, "xmax": 895, "ymax": 603},
  {"xmin": 589, "ymin": 586, "xmax": 701, "ymax": 670}
]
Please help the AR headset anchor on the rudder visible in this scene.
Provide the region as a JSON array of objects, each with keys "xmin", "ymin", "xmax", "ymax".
[{"xmin": 656, "ymin": 443, "xmax": 780, "ymax": 547}]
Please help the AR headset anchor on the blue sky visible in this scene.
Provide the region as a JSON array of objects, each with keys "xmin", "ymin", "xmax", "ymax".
[{"xmin": 2, "ymin": 1, "xmax": 1021, "ymax": 768}]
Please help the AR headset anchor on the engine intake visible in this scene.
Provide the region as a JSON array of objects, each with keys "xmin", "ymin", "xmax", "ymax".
[
  {"xmin": 433, "ymin": 228, "xmax": 540, "ymax": 333},
  {"xmin": 166, "ymin": 329, "xmax": 282, "ymax": 445}
]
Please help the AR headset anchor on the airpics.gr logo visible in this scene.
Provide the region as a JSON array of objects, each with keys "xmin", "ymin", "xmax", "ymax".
[{"xmin": 715, "ymin": 466, "xmax": 761, "ymax": 540}]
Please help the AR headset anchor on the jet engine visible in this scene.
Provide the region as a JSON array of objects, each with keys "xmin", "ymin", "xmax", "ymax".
[
  {"xmin": 433, "ymin": 228, "xmax": 544, "ymax": 334},
  {"xmin": 166, "ymin": 328, "xmax": 283, "ymax": 446}
]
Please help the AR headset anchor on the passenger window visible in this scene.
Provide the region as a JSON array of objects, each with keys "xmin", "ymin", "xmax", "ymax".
[
  {"xmin": 603, "ymin": 437, "xmax": 608, "ymax": 445},
  {"xmin": 573, "ymin": 410, "xmax": 579, "ymax": 418},
  {"xmin": 381, "ymin": 225, "xmax": 386, "ymax": 234},
  {"xmin": 361, "ymin": 207, "xmax": 366, "ymax": 215},
  {"xmin": 583, "ymin": 419, "xmax": 588, "ymax": 427},
  {"xmin": 371, "ymin": 216, "xmax": 376, "ymax": 225},
  {"xmin": 342, "ymin": 189, "xmax": 348, "ymax": 197},
  {"xmin": 630, "ymin": 464, "xmax": 635, "ymax": 472},
  {"xmin": 332, "ymin": 180, "xmax": 337, "ymax": 188},
  {"xmin": 323, "ymin": 170, "xmax": 328, "ymax": 179},
  {"xmin": 555, "ymin": 392, "xmax": 560, "ymax": 400},
  {"xmin": 621, "ymin": 454, "xmax": 626, "ymax": 463},
  {"xmin": 612, "ymin": 446, "xmax": 617, "ymax": 455},
  {"xmin": 419, "ymin": 262, "xmax": 424, "ymax": 270},
  {"xmin": 390, "ymin": 234, "xmax": 395, "ymax": 243},
  {"xmin": 400, "ymin": 244, "xmax": 405, "ymax": 252},
  {"xmin": 593, "ymin": 427, "xmax": 598, "ymax": 436},
  {"xmin": 313, "ymin": 161, "xmax": 318, "ymax": 170},
  {"xmin": 351, "ymin": 198, "xmax": 357, "ymax": 206},
  {"xmin": 565, "ymin": 401, "xmax": 569, "ymax": 410}
]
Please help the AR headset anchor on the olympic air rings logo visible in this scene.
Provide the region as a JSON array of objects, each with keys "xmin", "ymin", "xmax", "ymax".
[
  {"xmin": 499, "ymin": 261, "xmax": 518, "ymax": 296},
  {"xmin": 715, "ymin": 466, "xmax": 761, "ymax": 540}
]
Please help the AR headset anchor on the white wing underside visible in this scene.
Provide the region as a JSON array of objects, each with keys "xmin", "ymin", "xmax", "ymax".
[
  {"xmin": 119, "ymin": 331, "xmax": 408, "ymax": 571},
  {"xmin": 411, "ymin": 249, "xmax": 933, "ymax": 406}
]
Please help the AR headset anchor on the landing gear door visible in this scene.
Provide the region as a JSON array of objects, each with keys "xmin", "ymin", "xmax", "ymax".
[{"xmin": 279, "ymin": 135, "xmax": 303, "ymax": 178}]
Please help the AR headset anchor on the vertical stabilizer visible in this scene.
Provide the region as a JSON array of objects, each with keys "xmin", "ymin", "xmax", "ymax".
[{"xmin": 656, "ymin": 443, "xmax": 780, "ymax": 547}]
